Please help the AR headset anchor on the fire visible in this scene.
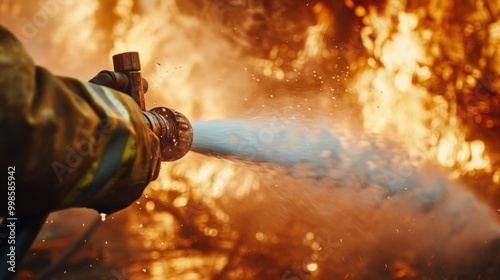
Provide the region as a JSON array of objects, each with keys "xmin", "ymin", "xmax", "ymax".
[
  {"xmin": 352, "ymin": 0, "xmax": 492, "ymax": 176},
  {"xmin": 2, "ymin": 0, "xmax": 500, "ymax": 279}
]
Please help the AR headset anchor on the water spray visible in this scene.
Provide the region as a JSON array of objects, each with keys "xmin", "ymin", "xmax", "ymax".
[{"xmin": 190, "ymin": 119, "xmax": 463, "ymax": 204}]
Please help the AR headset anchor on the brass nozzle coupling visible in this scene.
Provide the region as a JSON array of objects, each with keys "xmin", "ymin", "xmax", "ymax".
[{"xmin": 143, "ymin": 107, "xmax": 193, "ymax": 161}]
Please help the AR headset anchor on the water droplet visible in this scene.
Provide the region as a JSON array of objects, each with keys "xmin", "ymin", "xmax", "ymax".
[
  {"xmin": 155, "ymin": 63, "xmax": 161, "ymax": 67},
  {"xmin": 100, "ymin": 213, "xmax": 107, "ymax": 221}
]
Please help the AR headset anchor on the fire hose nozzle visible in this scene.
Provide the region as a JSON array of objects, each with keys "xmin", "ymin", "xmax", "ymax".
[
  {"xmin": 90, "ymin": 51, "xmax": 193, "ymax": 162},
  {"xmin": 143, "ymin": 107, "xmax": 193, "ymax": 161}
]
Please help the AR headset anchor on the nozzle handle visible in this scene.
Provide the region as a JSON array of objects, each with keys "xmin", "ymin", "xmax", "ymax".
[
  {"xmin": 112, "ymin": 52, "xmax": 146, "ymax": 110},
  {"xmin": 112, "ymin": 51, "xmax": 141, "ymax": 72}
]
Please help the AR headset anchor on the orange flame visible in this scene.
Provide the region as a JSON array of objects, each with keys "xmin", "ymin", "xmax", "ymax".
[{"xmin": 352, "ymin": 1, "xmax": 492, "ymax": 176}]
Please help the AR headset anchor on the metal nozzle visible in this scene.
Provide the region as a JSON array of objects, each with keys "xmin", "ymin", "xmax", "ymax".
[
  {"xmin": 143, "ymin": 107, "xmax": 193, "ymax": 161},
  {"xmin": 90, "ymin": 51, "xmax": 193, "ymax": 162}
]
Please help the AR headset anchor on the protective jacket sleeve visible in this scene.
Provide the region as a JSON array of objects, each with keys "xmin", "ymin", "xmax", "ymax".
[{"xmin": 0, "ymin": 25, "xmax": 161, "ymax": 216}]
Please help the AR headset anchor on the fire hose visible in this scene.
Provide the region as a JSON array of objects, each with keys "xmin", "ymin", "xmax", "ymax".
[{"xmin": 0, "ymin": 52, "xmax": 193, "ymax": 279}]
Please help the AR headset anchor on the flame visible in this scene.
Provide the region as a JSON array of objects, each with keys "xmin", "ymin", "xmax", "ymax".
[
  {"xmin": 293, "ymin": 3, "xmax": 332, "ymax": 69},
  {"xmin": 353, "ymin": 1, "xmax": 492, "ymax": 176},
  {"xmin": 236, "ymin": 2, "xmax": 334, "ymax": 82}
]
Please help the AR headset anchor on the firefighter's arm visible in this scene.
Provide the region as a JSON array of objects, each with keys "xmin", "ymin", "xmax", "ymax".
[{"xmin": 0, "ymin": 26, "xmax": 161, "ymax": 216}]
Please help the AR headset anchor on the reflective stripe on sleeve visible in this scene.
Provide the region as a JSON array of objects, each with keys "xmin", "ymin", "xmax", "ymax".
[
  {"xmin": 84, "ymin": 82, "xmax": 131, "ymax": 123},
  {"xmin": 61, "ymin": 82, "xmax": 138, "ymax": 207}
]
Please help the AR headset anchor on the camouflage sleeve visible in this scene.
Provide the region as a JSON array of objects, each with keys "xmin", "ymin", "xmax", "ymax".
[{"xmin": 0, "ymin": 25, "xmax": 161, "ymax": 216}]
